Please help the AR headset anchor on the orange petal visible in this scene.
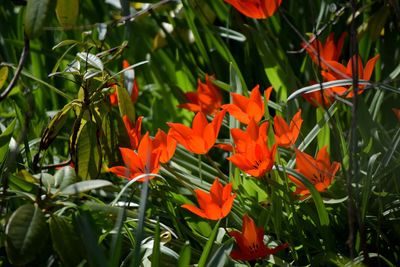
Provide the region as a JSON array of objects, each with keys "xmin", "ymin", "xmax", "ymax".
[
  {"xmin": 181, "ymin": 204, "xmax": 207, "ymax": 218},
  {"xmin": 363, "ymin": 54, "xmax": 380, "ymax": 81}
]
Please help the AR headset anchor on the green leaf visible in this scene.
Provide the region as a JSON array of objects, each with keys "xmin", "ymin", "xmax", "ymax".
[
  {"xmin": 5, "ymin": 204, "xmax": 48, "ymax": 265},
  {"xmin": 178, "ymin": 242, "xmax": 191, "ymax": 267},
  {"xmin": 77, "ymin": 52, "xmax": 104, "ymax": 71},
  {"xmin": 61, "ymin": 180, "xmax": 113, "ymax": 195},
  {"xmin": 117, "ymin": 85, "xmax": 136, "ymax": 122},
  {"xmin": 56, "ymin": 0, "xmax": 79, "ymax": 28},
  {"xmin": 49, "ymin": 216, "xmax": 84, "ymax": 267},
  {"xmin": 0, "ymin": 66, "xmax": 8, "ymax": 90},
  {"xmin": 75, "ymin": 119, "xmax": 102, "ymax": 180},
  {"xmin": 0, "ymin": 119, "xmax": 16, "ymax": 164},
  {"xmin": 198, "ymin": 220, "xmax": 221, "ymax": 267},
  {"xmin": 24, "ymin": 0, "xmax": 52, "ymax": 39}
]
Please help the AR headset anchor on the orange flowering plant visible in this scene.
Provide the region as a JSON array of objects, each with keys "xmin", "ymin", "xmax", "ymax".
[
  {"xmin": 273, "ymin": 109, "xmax": 303, "ymax": 148},
  {"xmin": 223, "ymin": 86, "xmax": 272, "ymax": 124},
  {"xmin": 321, "ymin": 54, "xmax": 380, "ymax": 98},
  {"xmin": 108, "ymin": 132, "xmax": 161, "ymax": 181},
  {"xmin": 181, "ymin": 178, "xmax": 236, "ymax": 220},
  {"xmin": 9, "ymin": 0, "xmax": 400, "ymax": 266},
  {"xmin": 289, "ymin": 147, "xmax": 341, "ymax": 198},
  {"xmin": 167, "ymin": 110, "xmax": 226, "ymax": 154},
  {"xmin": 178, "ymin": 74, "xmax": 223, "ymax": 115},
  {"xmin": 229, "ymin": 214, "xmax": 288, "ymax": 261},
  {"xmin": 224, "ymin": 0, "xmax": 282, "ymax": 19}
]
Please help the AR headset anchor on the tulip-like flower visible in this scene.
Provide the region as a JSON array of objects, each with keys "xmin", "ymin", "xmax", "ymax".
[
  {"xmin": 224, "ymin": 0, "xmax": 282, "ymax": 19},
  {"xmin": 227, "ymin": 139, "xmax": 277, "ymax": 178},
  {"xmin": 123, "ymin": 115, "xmax": 143, "ymax": 150},
  {"xmin": 178, "ymin": 75, "xmax": 223, "ymax": 115},
  {"xmin": 223, "ymin": 86, "xmax": 272, "ymax": 125},
  {"xmin": 108, "ymin": 132, "xmax": 161, "ymax": 182},
  {"xmin": 302, "ymin": 32, "xmax": 347, "ymax": 69},
  {"xmin": 109, "ymin": 60, "xmax": 139, "ymax": 105},
  {"xmin": 289, "ymin": 147, "xmax": 340, "ymax": 197},
  {"xmin": 231, "ymin": 119, "xmax": 269, "ymax": 154},
  {"xmin": 321, "ymin": 54, "xmax": 380, "ymax": 98},
  {"xmin": 167, "ymin": 110, "xmax": 226, "ymax": 154},
  {"xmin": 181, "ymin": 178, "xmax": 236, "ymax": 220},
  {"xmin": 273, "ymin": 109, "xmax": 303, "ymax": 148},
  {"xmin": 229, "ymin": 214, "xmax": 288, "ymax": 261},
  {"xmin": 153, "ymin": 129, "xmax": 177, "ymax": 163}
]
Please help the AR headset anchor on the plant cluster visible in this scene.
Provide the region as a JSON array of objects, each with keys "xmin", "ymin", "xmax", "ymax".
[{"xmin": 1, "ymin": 0, "xmax": 400, "ymax": 266}]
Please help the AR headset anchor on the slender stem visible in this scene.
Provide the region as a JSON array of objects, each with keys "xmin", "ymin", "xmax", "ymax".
[
  {"xmin": 205, "ymin": 153, "xmax": 229, "ymax": 182},
  {"xmin": 0, "ymin": 33, "xmax": 30, "ymax": 101}
]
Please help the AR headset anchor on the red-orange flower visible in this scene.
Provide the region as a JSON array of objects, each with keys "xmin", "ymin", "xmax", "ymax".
[
  {"xmin": 109, "ymin": 60, "xmax": 139, "ymax": 106},
  {"xmin": 321, "ymin": 54, "xmax": 380, "ymax": 98},
  {"xmin": 108, "ymin": 132, "xmax": 161, "ymax": 182},
  {"xmin": 123, "ymin": 115, "xmax": 143, "ymax": 150},
  {"xmin": 223, "ymin": 86, "xmax": 272, "ymax": 124},
  {"xmin": 181, "ymin": 178, "xmax": 236, "ymax": 220},
  {"xmin": 167, "ymin": 110, "xmax": 226, "ymax": 154},
  {"xmin": 273, "ymin": 109, "xmax": 303, "ymax": 147},
  {"xmin": 153, "ymin": 129, "xmax": 177, "ymax": 163},
  {"xmin": 229, "ymin": 214, "xmax": 288, "ymax": 261},
  {"xmin": 302, "ymin": 32, "xmax": 347, "ymax": 68},
  {"xmin": 227, "ymin": 139, "xmax": 277, "ymax": 178},
  {"xmin": 178, "ymin": 75, "xmax": 223, "ymax": 115},
  {"xmin": 224, "ymin": 0, "xmax": 282, "ymax": 19},
  {"xmin": 289, "ymin": 147, "xmax": 340, "ymax": 197},
  {"xmin": 231, "ymin": 119, "xmax": 269, "ymax": 153}
]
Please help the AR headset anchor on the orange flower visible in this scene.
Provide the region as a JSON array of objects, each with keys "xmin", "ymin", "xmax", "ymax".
[
  {"xmin": 321, "ymin": 54, "xmax": 380, "ymax": 98},
  {"xmin": 181, "ymin": 178, "xmax": 236, "ymax": 220},
  {"xmin": 108, "ymin": 132, "xmax": 161, "ymax": 182},
  {"xmin": 289, "ymin": 147, "xmax": 340, "ymax": 197},
  {"xmin": 123, "ymin": 115, "xmax": 143, "ymax": 150},
  {"xmin": 223, "ymin": 86, "xmax": 272, "ymax": 124},
  {"xmin": 167, "ymin": 110, "xmax": 226, "ymax": 154},
  {"xmin": 227, "ymin": 139, "xmax": 277, "ymax": 178},
  {"xmin": 392, "ymin": 108, "xmax": 400, "ymax": 122},
  {"xmin": 273, "ymin": 109, "xmax": 303, "ymax": 147},
  {"xmin": 302, "ymin": 32, "xmax": 347, "ymax": 68},
  {"xmin": 153, "ymin": 129, "xmax": 177, "ymax": 163},
  {"xmin": 224, "ymin": 0, "xmax": 282, "ymax": 19},
  {"xmin": 178, "ymin": 75, "xmax": 223, "ymax": 115},
  {"xmin": 229, "ymin": 214, "xmax": 288, "ymax": 261},
  {"xmin": 109, "ymin": 60, "xmax": 139, "ymax": 106},
  {"xmin": 231, "ymin": 119, "xmax": 269, "ymax": 153}
]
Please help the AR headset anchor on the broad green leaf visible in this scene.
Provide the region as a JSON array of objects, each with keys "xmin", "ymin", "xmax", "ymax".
[
  {"xmin": 198, "ymin": 220, "xmax": 221, "ymax": 267},
  {"xmin": 56, "ymin": 0, "xmax": 79, "ymax": 28},
  {"xmin": 40, "ymin": 103, "xmax": 73, "ymax": 150},
  {"xmin": 5, "ymin": 204, "xmax": 48, "ymax": 265},
  {"xmin": 61, "ymin": 180, "xmax": 112, "ymax": 195},
  {"xmin": 24, "ymin": 0, "xmax": 52, "ymax": 39},
  {"xmin": 77, "ymin": 52, "xmax": 104, "ymax": 71},
  {"xmin": 75, "ymin": 120, "xmax": 102, "ymax": 180},
  {"xmin": 0, "ymin": 119, "xmax": 15, "ymax": 164},
  {"xmin": 49, "ymin": 216, "xmax": 84, "ymax": 267},
  {"xmin": 117, "ymin": 85, "xmax": 136, "ymax": 122},
  {"xmin": 54, "ymin": 165, "xmax": 78, "ymax": 189},
  {"xmin": 0, "ymin": 66, "xmax": 8, "ymax": 90},
  {"xmin": 178, "ymin": 242, "xmax": 191, "ymax": 267}
]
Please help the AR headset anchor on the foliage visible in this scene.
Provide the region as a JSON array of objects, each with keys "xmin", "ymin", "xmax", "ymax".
[{"xmin": 1, "ymin": 0, "xmax": 400, "ymax": 266}]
